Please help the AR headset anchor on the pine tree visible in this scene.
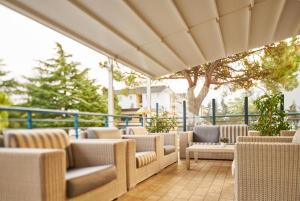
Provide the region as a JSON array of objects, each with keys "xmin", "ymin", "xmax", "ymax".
[{"xmin": 22, "ymin": 43, "xmax": 120, "ymax": 127}]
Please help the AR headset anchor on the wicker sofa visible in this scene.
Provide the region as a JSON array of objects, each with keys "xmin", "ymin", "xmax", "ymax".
[
  {"xmin": 126, "ymin": 126, "xmax": 178, "ymax": 169},
  {"xmin": 234, "ymin": 133, "xmax": 300, "ymax": 201},
  {"xmin": 0, "ymin": 129, "xmax": 127, "ymax": 201},
  {"xmin": 85, "ymin": 127, "xmax": 162, "ymax": 189},
  {"xmin": 180, "ymin": 125, "xmax": 248, "ymax": 159}
]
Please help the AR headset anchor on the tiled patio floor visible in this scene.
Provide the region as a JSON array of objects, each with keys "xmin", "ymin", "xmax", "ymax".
[{"xmin": 119, "ymin": 160, "xmax": 234, "ymax": 201}]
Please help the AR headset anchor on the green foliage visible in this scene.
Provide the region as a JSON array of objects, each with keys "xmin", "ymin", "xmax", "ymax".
[
  {"xmin": 0, "ymin": 92, "xmax": 11, "ymax": 130},
  {"xmin": 253, "ymin": 93, "xmax": 290, "ymax": 136},
  {"xmin": 0, "ymin": 59, "xmax": 18, "ymax": 95},
  {"xmin": 261, "ymin": 37, "xmax": 300, "ymax": 92},
  {"xmin": 99, "ymin": 61, "xmax": 144, "ymax": 95},
  {"xmin": 20, "ymin": 43, "xmax": 120, "ymax": 127},
  {"xmin": 220, "ymin": 137, "xmax": 229, "ymax": 143},
  {"xmin": 146, "ymin": 112, "xmax": 177, "ymax": 133}
]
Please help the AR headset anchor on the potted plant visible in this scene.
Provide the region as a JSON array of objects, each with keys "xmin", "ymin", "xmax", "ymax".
[
  {"xmin": 253, "ymin": 93, "xmax": 290, "ymax": 136},
  {"xmin": 220, "ymin": 137, "xmax": 229, "ymax": 146},
  {"xmin": 146, "ymin": 111, "xmax": 177, "ymax": 133}
]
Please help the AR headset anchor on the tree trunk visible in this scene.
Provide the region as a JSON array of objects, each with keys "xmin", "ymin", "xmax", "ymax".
[{"xmin": 187, "ymin": 84, "xmax": 210, "ymax": 115}]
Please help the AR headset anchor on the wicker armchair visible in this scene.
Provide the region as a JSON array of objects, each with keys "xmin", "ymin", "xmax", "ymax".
[
  {"xmin": 86, "ymin": 127, "xmax": 162, "ymax": 189},
  {"xmin": 0, "ymin": 129, "xmax": 127, "ymax": 201},
  {"xmin": 126, "ymin": 127, "xmax": 178, "ymax": 169},
  {"xmin": 234, "ymin": 135, "xmax": 300, "ymax": 201}
]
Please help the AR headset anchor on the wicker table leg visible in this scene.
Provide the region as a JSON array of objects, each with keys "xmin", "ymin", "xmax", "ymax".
[
  {"xmin": 186, "ymin": 150, "xmax": 190, "ymax": 170},
  {"xmin": 194, "ymin": 151, "xmax": 198, "ymax": 163}
]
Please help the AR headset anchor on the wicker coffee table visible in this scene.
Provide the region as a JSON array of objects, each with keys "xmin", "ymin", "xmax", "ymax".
[{"xmin": 186, "ymin": 144, "xmax": 235, "ymax": 169}]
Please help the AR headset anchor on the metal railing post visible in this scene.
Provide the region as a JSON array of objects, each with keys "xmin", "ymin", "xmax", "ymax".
[
  {"xmin": 104, "ymin": 116, "xmax": 108, "ymax": 127},
  {"xmin": 125, "ymin": 116, "xmax": 129, "ymax": 128},
  {"xmin": 27, "ymin": 111, "xmax": 32, "ymax": 129},
  {"xmin": 280, "ymin": 94, "xmax": 284, "ymax": 111},
  {"xmin": 212, "ymin": 99, "xmax": 216, "ymax": 125},
  {"xmin": 74, "ymin": 114, "xmax": 79, "ymax": 139},
  {"xmin": 244, "ymin": 97, "xmax": 249, "ymax": 125},
  {"xmin": 140, "ymin": 117, "xmax": 144, "ymax": 126},
  {"xmin": 183, "ymin": 100, "xmax": 187, "ymax": 131},
  {"xmin": 156, "ymin": 103, "xmax": 159, "ymax": 116}
]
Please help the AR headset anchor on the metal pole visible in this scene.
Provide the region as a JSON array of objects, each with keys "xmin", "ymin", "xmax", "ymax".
[
  {"xmin": 107, "ymin": 59, "xmax": 114, "ymax": 127},
  {"xmin": 156, "ymin": 103, "xmax": 159, "ymax": 116},
  {"xmin": 74, "ymin": 114, "xmax": 79, "ymax": 139},
  {"xmin": 26, "ymin": 111, "xmax": 32, "ymax": 129},
  {"xmin": 244, "ymin": 97, "xmax": 249, "ymax": 125},
  {"xmin": 183, "ymin": 100, "xmax": 187, "ymax": 131},
  {"xmin": 280, "ymin": 94, "xmax": 284, "ymax": 111},
  {"xmin": 125, "ymin": 116, "xmax": 129, "ymax": 128},
  {"xmin": 104, "ymin": 116, "xmax": 108, "ymax": 127},
  {"xmin": 212, "ymin": 99, "xmax": 216, "ymax": 125},
  {"xmin": 146, "ymin": 77, "xmax": 151, "ymax": 119},
  {"xmin": 140, "ymin": 117, "xmax": 144, "ymax": 127}
]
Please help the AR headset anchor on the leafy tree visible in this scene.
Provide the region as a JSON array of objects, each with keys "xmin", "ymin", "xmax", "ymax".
[
  {"xmin": 164, "ymin": 37, "xmax": 300, "ymax": 115},
  {"xmin": 99, "ymin": 60, "xmax": 145, "ymax": 95},
  {"xmin": 0, "ymin": 92, "xmax": 11, "ymax": 130},
  {"xmin": 22, "ymin": 43, "xmax": 120, "ymax": 127},
  {"xmin": 253, "ymin": 93, "xmax": 290, "ymax": 136}
]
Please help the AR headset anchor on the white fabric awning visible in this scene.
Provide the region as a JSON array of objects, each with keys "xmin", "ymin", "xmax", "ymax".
[{"xmin": 1, "ymin": 0, "xmax": 299, "ymax": 78}]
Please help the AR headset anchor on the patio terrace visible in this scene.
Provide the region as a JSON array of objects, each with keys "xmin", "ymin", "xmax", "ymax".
[{"xmin": 119, "ymin": 160, "xmax": 233, "ymax": 201}]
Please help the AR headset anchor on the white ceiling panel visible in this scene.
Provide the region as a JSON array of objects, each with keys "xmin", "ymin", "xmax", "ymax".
[
  {"xmin": 141, "ymin": 43, "xmax": 185, "ymax": 72},
  {"xmin": 72, "ymin": 0, "xmax": 159, "ymax": 47},
  {"xmin": 121, "ymin": 50, "xmax": 170, "ymax": 76},
  {"xmin": 219, "ymin": 8, "xmax": 249, "ymax": 56},
  {"xmin": 250, "ymin": 0, "xmax": 286, "ymax": 49},
  {"xmin": 173, "ymin": 0, "xmax": 217, "ymax": 27},
  {"xmin": 165, "ymin": 31, "xmax": 206, "ymax": 68},
  {"xmin": 274, "ymin": 0, "xmax": 300, "ymax": 42},
  {"xmin": 191, "ymin": 21, "xmax": 226, "ymax": 62},
  {"xmin": 126, "ymin": 0, "xmax": 185, "ymax": 37}
]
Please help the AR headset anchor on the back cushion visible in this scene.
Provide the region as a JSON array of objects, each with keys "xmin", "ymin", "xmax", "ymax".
[
  {"xmin": 220, "ymin": 125, "xmax": 248, "ymax": 144},
  {"xmin": 4, "ymin": 129, "xmax": 73, "ymax": 169},
  {"xmin": 126, "ymin": 127, "xmax": 148, "ymax": 135},
  {"xmin": 292, "ymin": 129, "xmax": 300, "ymax": 143},
  {"xmin": 87, "ymin": 127, "xmax": 121, "ymax": 139},
  {"xmin": 193, "ymin": 126, "xmax": 220, "ymax": 143}
]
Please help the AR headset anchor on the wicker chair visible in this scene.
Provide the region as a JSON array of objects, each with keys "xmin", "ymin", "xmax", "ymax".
[
  {"xmin": 126, "ymin": 126, "xmax": 178, "ymax": 169},
  {"xmin": 85, "ymin": 127, "xmax": 162, "ymax": 189},
  {"xmin": 0, "ymin": 129, "xmax": 127, "ymax": 201},
  {"xmin": 234, "ymin": 134, "xmax": 300, "ymax": 201}
]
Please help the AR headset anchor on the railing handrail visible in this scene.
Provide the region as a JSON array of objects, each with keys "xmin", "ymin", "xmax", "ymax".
[{"xmin": 0, "ymin": 105, "xmax": 139, "ymax": 118}]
